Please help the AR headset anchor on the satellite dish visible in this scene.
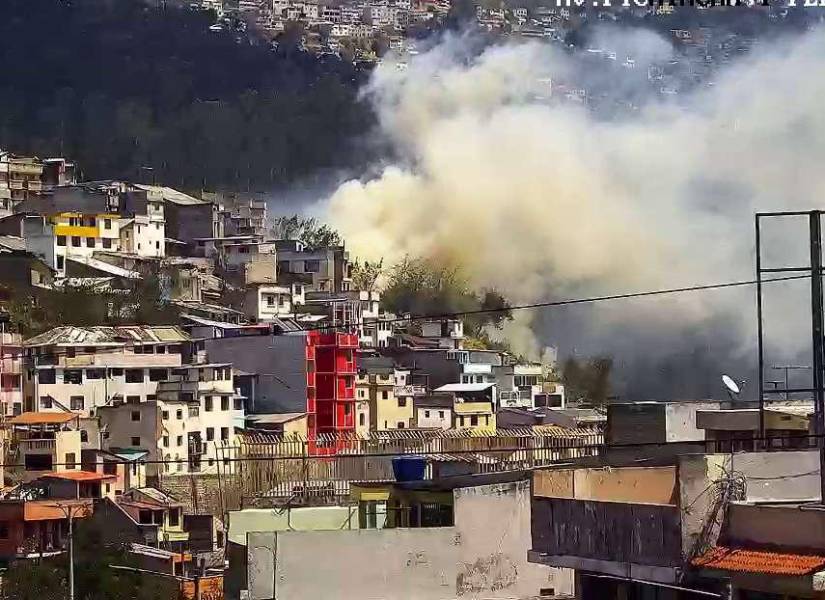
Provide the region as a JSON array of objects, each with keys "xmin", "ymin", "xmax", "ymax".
[{"xmin": 722, "ymin": 374, "xmax": 740, "ymax": 395}]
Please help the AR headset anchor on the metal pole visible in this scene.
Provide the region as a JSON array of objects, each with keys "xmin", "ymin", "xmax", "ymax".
[
  {"xmin": 755, "ymin": 214, "xmax": 765, "ymax": 443},
  {"xmin": 810, "ymin": 211, "xmax": 825, "ymax": 503},
  {"xmin": 68, "ymin": 509, "xmax": 75, "ymax": 600}
]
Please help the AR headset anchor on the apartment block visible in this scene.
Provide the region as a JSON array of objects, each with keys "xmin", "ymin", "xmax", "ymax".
[{"xmin": 22, "ymin": 326, "xmax": 189, "ymax": 415}]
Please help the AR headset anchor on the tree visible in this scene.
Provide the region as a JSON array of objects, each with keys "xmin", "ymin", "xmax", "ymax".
[
  {"xmin": 269, "ymin": 215, "xmax": 342, "ymax": 250},
  {"xmin": 351, "ymin": 258, "xmax": 384, "ymax": 292},
  {"xmin": 380, "ymin": 256, "xmax": 512, "ymax": 336},
  {"xmin": 562, "ymin": 356, "xmax": 613, "ymax": 406}
]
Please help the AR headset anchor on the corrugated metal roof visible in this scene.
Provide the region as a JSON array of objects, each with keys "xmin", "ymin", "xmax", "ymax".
[
  {"xmin": 0, "ymin": 235, "xmax": 26, "ymax": 252},
  {"xmin": 24, "ymin": 325, "xmax": 190, "ymax": 347},
  {"xmin": 692, "ymin": 546, "xmax": 825, "ymax": 576}
]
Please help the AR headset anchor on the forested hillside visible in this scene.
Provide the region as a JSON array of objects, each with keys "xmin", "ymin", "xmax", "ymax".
[{"xmin": 0, "ymin": 0, "xmax": 375, "ymax": 190}]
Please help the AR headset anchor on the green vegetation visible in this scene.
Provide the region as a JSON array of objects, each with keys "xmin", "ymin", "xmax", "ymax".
[
  {"xmin": 3, "ymin": 524, "xmax": 177, "ymax": 600},
  {"xmin": 269, "ymin": 215, "xmax": 344, "ymax": 250},
  {"xmin": 0, "ymin": 0, "xmax": 374, "ymax": 191},
  {"xmin": 561, "ymin": 356, "xmax": 613, "ymax": 406},
  {"xmin": 380, "ymin": 256, "xmax": 512, "ymax": 337}
]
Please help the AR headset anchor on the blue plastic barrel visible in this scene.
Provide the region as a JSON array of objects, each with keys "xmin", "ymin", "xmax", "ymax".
[{"xmin": 392, "ymin": 455, "xmax": 426, "ymax": 482}]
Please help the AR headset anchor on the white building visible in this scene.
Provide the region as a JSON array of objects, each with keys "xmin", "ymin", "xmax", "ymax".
[
  {"xmin": 413, "ymin": 394, "xmax": 453, "ymax": 429},
  {"xmin": 22, "ymin": 326, "xmax": 190, "ymax": 416},
  {"xmin": 420, "ymin": 319, "xmax": 464, "ymax": 350},
  {"xmin": 493, "ymin": 362, "xmax": 544, "ymax": 408},
  {"xmin": 244, "ymin": 282, "xmax": 305, "ymax": 321}
]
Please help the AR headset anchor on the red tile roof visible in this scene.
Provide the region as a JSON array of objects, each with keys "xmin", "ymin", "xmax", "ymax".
[
  {"xmin": 8, "ymin": 412, "xmax": 79, "ymax": 425},
  {"xmin": 693, "ymin": 546, "xmax": 825, "ymax": 576},
  {"xmin": 41, "ymin": 471, "xmax": 117, "ymax": 482}
]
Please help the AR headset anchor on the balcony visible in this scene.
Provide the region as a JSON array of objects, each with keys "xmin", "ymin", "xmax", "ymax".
[
  {"xmin": 336, "ymin": 382, "xmax": 355, "ymax": 401},
  {"xmin": 20, "ymin": 438, "xmax": 56, "ymax": 451}
]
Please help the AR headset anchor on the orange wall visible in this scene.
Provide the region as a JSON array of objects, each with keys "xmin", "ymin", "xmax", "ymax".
[{"xmin": 534, "ymin": 466, "xmax": 677, "ymax": 505}]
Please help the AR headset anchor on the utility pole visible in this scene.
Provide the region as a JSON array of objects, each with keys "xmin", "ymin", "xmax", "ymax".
[
  {"xmin": 47, "ymin": 502, "xmax": 82, "ymax": 600},
  {"xmin": 771, "ymin": 365, "xmax": 811, "ymax": 401}
]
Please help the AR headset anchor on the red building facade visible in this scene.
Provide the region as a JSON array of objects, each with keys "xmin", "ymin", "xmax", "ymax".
[{"xmin": 306, "ymin": 331, "xmax": 358, "ymax": 452}]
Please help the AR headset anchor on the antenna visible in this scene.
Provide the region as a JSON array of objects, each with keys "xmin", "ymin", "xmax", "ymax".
[{"xmin": 721, "ymin": 374, "xmax": 741, "ymax": 401}]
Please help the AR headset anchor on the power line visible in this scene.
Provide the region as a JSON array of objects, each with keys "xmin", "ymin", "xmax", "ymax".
[{"xmin": 0, "ymin": 273, "xmax": 812, "ymax": 359}]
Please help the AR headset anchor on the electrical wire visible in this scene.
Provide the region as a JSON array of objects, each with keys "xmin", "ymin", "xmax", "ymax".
[{"xmin": 0, "ymin": 272, "xmax": 812, "ymax": 359}]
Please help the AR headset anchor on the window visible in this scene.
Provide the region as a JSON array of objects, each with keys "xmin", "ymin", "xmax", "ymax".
[
  {"xmin": 220, "ymin": 427, "xmax": 229, "ymax": 441},
  {"xmin": 439, "ymin": 410, "xmax": 445, "ymax": 419},
  {"xmin": 71, "ymin": 236, "xmax": 81, "ymax": 247},
  {"xmin": 176, "ymin": 409, "xmax": 183, "ymax": 420},
  {"xmin": 344, "ymin": 404, "xmax": 351, "ymax": 415},
  {"xmin": 459, "ymin": 416, "xmax": 465, "ymax": 427},
  {"xmin": 359, "ymin": 413, "xmax": 365, "ymax": 426},
  {"xmin": 126, "ymin": 395, "xmax": 140, "ymax": 404},
  {"xmin": 398, "ymin": 397, "xmax": 407, "ymax": 407},
  {"xmin": 80, "ymin": 430, "xmax": 89, "ymax": 443},
  {"xmin": 104, "ymin": 218, "xmax": 111, "ymax": 229},
  {"xmin": 266, "ymin": 295, "xmax": 274, "ymax": 306},
  {"xmin": 103, "ymin": 461, "xmax": 117, "ymax": 475},
  {"xmin": 110, "ymin": 368, "xmax": 123, "ymax": 377},
  {"xmin": 86, "ymin": 368, "xmax": 104, "ymax": 379},
  {"xmin": 86, "ymin": 237, "xmax": 95, "ymax": 248},
  {"xmin": 381, "ymin": 391, "xmax": 388, "ymax": 400},
  {"xmin": 304, "ymin": 259, "xmax": 320, "ymax": 272},
  {"xmin": 64, "ymin": 370, "xmax": 82, "ymax": 384},
  {"xmin": 470, "ymin": 415, "xmax": 478, "ymax": 426},
  {"xmin": 162, "ymin": 410, "xmax": 169, "ymax": 420},
  {"xmin": 125, "ymin": 369, "xmax": 143, "ymax": 383},
  {"xmin": 39, "ymin": 370, "xmax": 56, "ymax": 384},
  {"xmin": 397, "ymin": 422, "xmax": 405, "ymax": 429},
  {"xmin": 163, "ymin": 436, "xmax": 169, "ymax": 448},
  {"xmin": 65, "ymin": 453, "xmax": 77, "ymax": 469},
  {"xmin": 169, "ymin": 509, "xmax": 180, "ymax": 527},
  {"xmin": 57, "ymin": 235, "xmax": 66, "ymax": 246},
  {"xmin": 205, "ymin": 397, "xmax": 213, "ymax": 412},
  {"xmin": 188, "ymin": 406, "xmax": 199, "ymax": 418},
  {"xmin": 425, "ymin": 410, "xmax": 430, "ymax": 418},
  {"xmin": 177, "ymin": 435, "xmax": 183, "ymax": 446},
  {"xmin": 149, "ymin": 369, "xmax": 168, "ymax": 382},
  {"xmin": 25, "ymin": 454, "xmax": 52, "ymax": 471},
  {"xmin": 131, "ymin": 437, "xmax": 141, "ymax": 446},
  {"xmin": 87, "ymin": 217, "xmax": 96, "ymax": 227},
  {"xmin": 102, "ymin": 238, "xmax": 112, "ymax": 249},
  {"xmin": 70, "ymin": 396, "xmax": 84, "ymax": 410},
  {"xmin": 131, "ymin": 410, "xmax": 141, "ymax": 422},
  {"xmin": 221, "ymin": 397, "xmax": 229, "ymax": 411},
  {"xmin": 234, "ymin": 397, "xmax": 242, "ymax": 410},
  {"xmin": 206, "ymin": 428, "xmax": 215, "ymax": 441},
  {"xmin": 57, "ymin": 255, "xmax": 64, "ymax": 270}
]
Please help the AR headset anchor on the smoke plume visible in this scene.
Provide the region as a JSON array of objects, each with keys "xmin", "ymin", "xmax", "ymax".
[{"xmin": 322, "ymin": 27, "xmax": 825, "ymax": 399}]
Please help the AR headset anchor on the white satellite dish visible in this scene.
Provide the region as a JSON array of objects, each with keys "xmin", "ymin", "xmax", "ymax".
[{"xmin": 722, "ymin": 374, "xmax": 740, "ymax": 395}]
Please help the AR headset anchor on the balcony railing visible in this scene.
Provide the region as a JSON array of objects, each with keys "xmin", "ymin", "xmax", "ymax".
[
  {"xmin": 395, "ymin": 385, "xmax": 426, "ymax": 396},
  {"xmin": 20, "ymin": 439, "xmax": 56, "ymax": 450}
]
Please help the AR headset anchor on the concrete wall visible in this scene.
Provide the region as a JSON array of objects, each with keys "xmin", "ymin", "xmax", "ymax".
[
  {"xmin": 665, "ymin": 402, "xmax": 718, "ymax": 442},
  {"xmin": 228, "ymin": 506, "xmax": 358, "ymax": 545},
  {"xmin": 726, "ymin": 503, "xmax": 825, "ymax": 551},
  {"xmin": 533, "ymin": 467, "xmax": 677, "ymax": 505},
  {"xmin": 249, "ymin": 528, "xmax": 460, "ymax": 600},
  {"xmin": 678, "ymin": 450, "xmax": 820, "ymax": 557},
  {"xmin": 454, "ymin": 481, "xmax": 573, "ymax": 598}
]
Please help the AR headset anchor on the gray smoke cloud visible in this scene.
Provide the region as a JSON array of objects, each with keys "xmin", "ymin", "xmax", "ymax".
[{"xmin": 321, "ymin": 27, "xmax": 825, "ymax": 399}]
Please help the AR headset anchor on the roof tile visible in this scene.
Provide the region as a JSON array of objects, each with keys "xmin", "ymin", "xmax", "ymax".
[{"xmin": 692, "ymin": 546, "xmax": 825, "ymax": 576}]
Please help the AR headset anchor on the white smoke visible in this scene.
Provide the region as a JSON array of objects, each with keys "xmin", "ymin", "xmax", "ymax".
[{"xmin": 323, "ymin": 27, "xmax": 825, "ymax": 388}]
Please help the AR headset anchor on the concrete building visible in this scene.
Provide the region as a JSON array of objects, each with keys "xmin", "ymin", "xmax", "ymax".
[
  {"xmin": 419, "ymin": 318, "xmax": 463, "ymax": 349},
  {"xmin": 528, "ymin": 450, "xmax": 825, "ymax": 599},
  {"xmin": 0, "ymin": 150, "xmax": 76, "ymax": 211},
  {"xmin": 1, "ymin": 331, "xmax": 23, "ymax": 417},
  {"xmin": 358, "ymin": 356, "xmax": 413, "ymax": 431},
  {"xmin": 7, "ymin": 412, "xmax": 84, "ymax": 483},
  {"xmin": 274, "ymin": 240, "xmax": 352, "ymax": 293},
  {"xmin": 243, "ymin": 282, "xmax": 305, "ymax": 322},
  {"xmin": 22, "ymin": 325, "xmax": 189, "ymax": 416},
  {"xmin": 413, "ymin": 393, "xmax": 453, "ymax": 429},
  {"xmin": 244, "ymin": 473, "xmax": 572, "ymax": 600},
  {"xmin": 493, "ymin": 361, "xmax": 544, "ymax": 408},
  {"xmin": 435, "ymin": 383, "xmax": 497, "ymax": 430}
]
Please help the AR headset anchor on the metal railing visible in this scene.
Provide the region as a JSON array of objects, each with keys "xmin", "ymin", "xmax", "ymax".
[{"xmin": 224, "ymin": 428, "xmax": 604, "ymax": 508}]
